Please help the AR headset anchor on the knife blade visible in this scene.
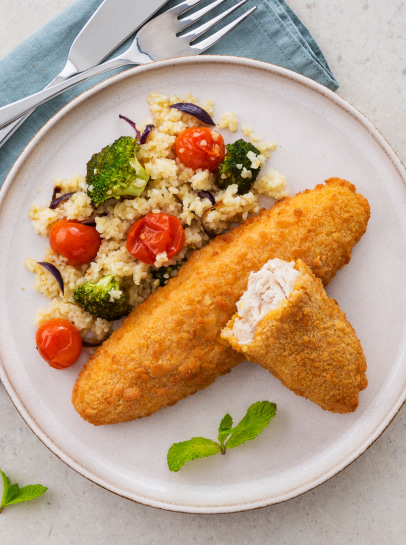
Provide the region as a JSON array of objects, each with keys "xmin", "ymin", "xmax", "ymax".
[
  {"xmin": 0, "ymin": 0, "xmax": 171, "ymax": 147},
  {"xmin": 66, "ymin": 0, "xmax": 172, "ymax": 73}
]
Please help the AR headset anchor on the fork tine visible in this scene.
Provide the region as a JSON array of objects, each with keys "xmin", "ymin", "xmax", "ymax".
[
  {"xmin": 168, "ymin": 0, "xmax": 206, "ymax": 18},
  {"xmin": 181, "ymin": 0, "xmax": 251, "ymax": 41},
  {"xmin": 190, "ymin": 5, "xmax": 257, "ymax": 52},
  {"xmin": 177, "ymin": 0, "xmax": 228, "ymax": 31}
]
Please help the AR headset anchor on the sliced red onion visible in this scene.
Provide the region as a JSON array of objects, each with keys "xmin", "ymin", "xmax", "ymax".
[
  {"xmin": 140, "ymin": 124, "xmax": 154, "ymax": 144},
  {"xmin": 198, "ymin": 190, "xmax": 215, "ymax": 205},
  {"xmin": 51, "ymin": 186, "xmax": 61, "ymax": 202},
  {"xmin": 49, "ymin": 192, "xmax": 75, "ymax": 209},
  {"xmin": 169, "ymin": 103, "xmax": 215, "ymax": 126},
  {"xmin": 82, "ymin": 340, "xmax": 101, "ymax": 347},
  {"xmin": 119, "ymin": 115, "xmax": 154, "ymax": 144},
  {"xmin": 119, "ymin": 114, "xmax": 141, "ymax": 141},
  {"xmin": 201, "ymin": 202, "xmax": 223, "ymax": 239},
  {"xmin": 38, "ymin": 262, "xmax": 64, "ymax": 294},
  {"xmin": 173, "ymin": 194, "xmax": 183, "ymax": 205}
]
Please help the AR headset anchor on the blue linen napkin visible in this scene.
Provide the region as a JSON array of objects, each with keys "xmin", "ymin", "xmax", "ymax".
[{"xmin": 0, "ymin": 0, "xmax": 338, "ymax": 187}]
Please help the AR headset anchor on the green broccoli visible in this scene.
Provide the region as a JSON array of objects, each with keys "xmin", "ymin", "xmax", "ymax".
[
  {"xmin": 86, "ymin": 136, "xmax": 149, "ymax": 207},
  {"xmin": 151, "ymin": 260, "xmax": 186, "ymax": 287},
  {"xmin": 73, "ymin": 275, "xmax": 131, "ymax": 321},
  {"xmin": 217, "ymin": 139, "xmax": 263, "ymax": 194}
]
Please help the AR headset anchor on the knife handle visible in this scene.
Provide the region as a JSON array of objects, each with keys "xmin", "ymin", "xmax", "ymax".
[
  {"xmin": 0, "ymin": 49, "xmax": 150, "ymax": 131},
  {"xmin": 0, "ymin": 62, "xmax": 78, "ymax": 148},
  {"xmin": 0, "ymin": 117, "xmax": 26, "ymax": 147}
]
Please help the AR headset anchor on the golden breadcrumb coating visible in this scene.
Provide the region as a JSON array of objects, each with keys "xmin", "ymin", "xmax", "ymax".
[
  {"xmin": 222, "ymin": 259, "xmax": 368, "ymax": 413},
  {"xmin": 72, "ymin": 178, "xmax": 370, "ymax": 424}
]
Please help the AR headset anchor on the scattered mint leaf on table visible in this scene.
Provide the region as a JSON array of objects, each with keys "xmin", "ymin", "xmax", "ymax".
[
  {"xmin": 167, "ymin": 401, "xmax": 277, "ymax": 472},
  {"xmin": 0, "ymin": 468, "xmax": 47, "ymax": 513}
]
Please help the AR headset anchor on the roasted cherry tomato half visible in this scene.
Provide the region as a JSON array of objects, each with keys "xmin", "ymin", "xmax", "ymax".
[
  {"xmin": 175, "ymin": 127, "xmax": 225, "ymax": 172},
  {"xmin": 35, "ymin": 319, "xmax": 83, "ymax": 369},
  {"xmin": 126, "ymin": 213, "xmax": 185, "ymax": 265},
  {"xmin": 49, "ymin": 219, "xmax": 101, "ymax": 266}
]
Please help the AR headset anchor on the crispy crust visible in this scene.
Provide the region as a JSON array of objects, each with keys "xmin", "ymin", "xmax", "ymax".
[
  {"xmin": 72, "ymin": 178, "xmax": 370, "ymax": 424},
  {"xmin": 222, "ymin": 260, "xmax": 368, "ymax": 413}
]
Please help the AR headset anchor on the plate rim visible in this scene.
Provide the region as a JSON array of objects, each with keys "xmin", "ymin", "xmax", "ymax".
[{"xmin": 1, "ymin": 54, "xmax": 406, "ymax": 514}]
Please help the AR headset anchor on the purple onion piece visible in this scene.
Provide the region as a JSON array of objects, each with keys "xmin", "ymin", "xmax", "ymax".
[
  {"xmin": 198, "ymin": 190, "xmax": 215, "ymax": 205},
  {"xmin": 140, "ymin": 124, "xmax": 154, "ymax": 144},
  {"xmin": 173, "ymin": 194, "xmax": 183, "ymax": 205},
  {"xmin": 82, "ymin": 338, "xmax": 104, "ymax": 347},
  {"xmin": 49, "ymin": 192, "xmax": 76, "ymax": 209},
  {"xmin": 200, "ymin": 202, "xmax": 223, "ymax": 239},
  {"xmin": 169, "ymin": 103, "xmax": 215, "ymax": 126},
  {"xmin": 51, "ymin": 186, "xmax": 61, "ymax": 202},
  {"xmin": 119, "ymin": 114, "xmax": 141, "ymax": 141},
  {"xmin": 38, "ymin": 262, "xmax": 64, "ymax": 294}
]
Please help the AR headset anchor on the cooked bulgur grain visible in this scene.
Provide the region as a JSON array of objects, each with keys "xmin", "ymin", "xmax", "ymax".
[{"xmin": 26, "ymin": 92, "xmax": 288, "ymax": 341}]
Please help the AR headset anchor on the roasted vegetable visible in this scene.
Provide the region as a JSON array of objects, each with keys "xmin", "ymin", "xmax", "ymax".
[
  {"xmin": 73, "ymin": 275, "xmax": 130, "ymax": 321},
  {"xmin": 86, "ymin": 136, "xmax": 149, "ymax": 207},
  {"xmin": 217, "ymin": 139, "xmax": 262, "ymax": 194},
  {"xmin": 151, "ymin": 258, "xmax": 187, "ymax": 287}
]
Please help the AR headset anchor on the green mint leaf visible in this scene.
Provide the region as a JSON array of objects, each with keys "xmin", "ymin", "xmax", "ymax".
[
  {"xmin": 218, "ymin": 413, "xmax": 233, "ymax": 447},
  {"xmin": 225, "ymin": 401, "xmax": 277, "ymax": 450},
  {"xmin": 219, "ymin": 413, "xmax": 233, "ymax": 434},
  {"xmin": 4, "ymin": 483, "xmax": 20, "ymax": 505},
  {"xmin": 0, "ymin": 468, "xmax": 47, "ymax": 513},
  {"xmin": 0, "ymin": 469, "xmax": 10, "ymax": 511},
  {"xmin": 167, "ymin": 437, "xmax": 221, "ymax": 472},
  {"xmin": 167, "ymin": 401, "xmax": 277, "ymax": 472},
  {"xmin": 4, "ymin": 484, "xmax": 47, "ymax": 506}
]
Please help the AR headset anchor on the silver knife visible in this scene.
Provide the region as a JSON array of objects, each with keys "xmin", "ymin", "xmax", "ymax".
[{"xmin": 0, "ymin": 0, "xmax": 170, "ymax": 147}]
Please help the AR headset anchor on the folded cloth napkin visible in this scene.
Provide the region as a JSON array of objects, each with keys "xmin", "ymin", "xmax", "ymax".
[{"xmin": 0, "ymin": 0, "xmax": 339, "ymax": 187}]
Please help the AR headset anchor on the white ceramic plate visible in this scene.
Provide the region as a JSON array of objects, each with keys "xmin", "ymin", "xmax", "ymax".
[{"xmin": 1, "ymin": 56, "xmax": 406, "ymax": 513}]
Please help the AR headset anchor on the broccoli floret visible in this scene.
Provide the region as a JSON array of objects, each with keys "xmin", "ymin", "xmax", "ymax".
[
  {"xmin": 73, "ymin": 275, "xmax": 130, "ymax": 321},
  {"xmin": 151, "ymin": 260, "xmax": 186, "ymax": 287},
  {"xmin": 86, "ymin": 136, "xmax": 149, "ymax": 207},
  {"xmin": 217, "ymin": 139, "xmax": 262, "ymax": 194}
]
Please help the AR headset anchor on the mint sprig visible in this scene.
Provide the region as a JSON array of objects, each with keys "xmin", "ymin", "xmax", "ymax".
[
  {"xmin": 0, "ymin": 468, "xmax": 47, "ymax": 513},
  {"xmin": 167, "ymin": 401, "xmax": 277, "ymax": 472}
]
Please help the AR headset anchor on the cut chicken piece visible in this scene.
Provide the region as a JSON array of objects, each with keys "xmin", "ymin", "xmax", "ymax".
[{"xmin": 222, "ymin": 259, "xmax": 368, "ymax": 413}]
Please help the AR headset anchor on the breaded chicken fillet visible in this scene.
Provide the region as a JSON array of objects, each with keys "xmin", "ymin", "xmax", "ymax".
[
  {"xmin": 72, "ymin": 178, "xmax": 370, "ymax": 424},
  {"xmin": 221, "ymin": 258, "xmax": 367, "ymax": 412}
]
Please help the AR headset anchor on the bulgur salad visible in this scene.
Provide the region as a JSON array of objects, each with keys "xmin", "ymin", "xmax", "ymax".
[{"xmin": 25, "ymin": 92, "xmax": 288, "ymax": 367}]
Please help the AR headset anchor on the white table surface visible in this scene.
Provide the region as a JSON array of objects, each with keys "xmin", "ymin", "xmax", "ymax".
[{"xmin": 0, "ymin": 1, "xmax": 405, "ymax": 543}]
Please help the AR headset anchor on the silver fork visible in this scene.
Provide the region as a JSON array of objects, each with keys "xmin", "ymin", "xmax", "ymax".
[{"xmin": 0, "ymin": 0, "xmax": 256, "ymax": 130}]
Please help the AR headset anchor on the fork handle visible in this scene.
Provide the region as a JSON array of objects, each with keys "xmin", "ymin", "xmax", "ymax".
[{"xmin": 0, "ymin": 53, "xmax": 150, "ymax": 130}]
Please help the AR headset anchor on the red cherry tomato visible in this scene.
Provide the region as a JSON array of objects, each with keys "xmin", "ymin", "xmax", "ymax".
[
  {"xmin": 126, "ymin": 213, "xmax": 185, "ymax": 265},
  {"xmin": 35, "ymin": 319, "xmax": 83, "ymax": 369},
  {"xmin": 49, "ymin": 219, "xmax": 101, "ymax": 266},
  {"xmin": 175, "ymin": 127, "xmax": 225, "ymax": 172}
]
